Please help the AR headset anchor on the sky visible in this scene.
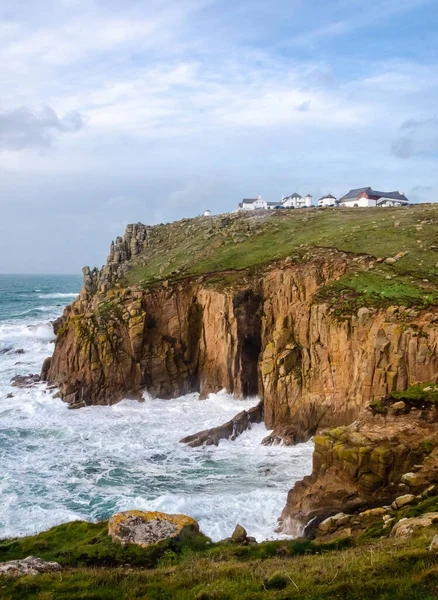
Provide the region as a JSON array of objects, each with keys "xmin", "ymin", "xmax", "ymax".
[{"xmin": 0, "ymin": 0, "xmax": 437, "ymax": 273}]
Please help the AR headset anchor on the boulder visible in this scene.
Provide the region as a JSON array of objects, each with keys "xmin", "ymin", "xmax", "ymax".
[
  {"xmin": 391, "ymin": 494, "xmax": 416, "ymax": 510},
  {"xmin": 318, "ymin": 513, "xmax": 350, "ymax": 534},
  {"xmin": 0, "ymin": 556, "xmax": 61, "ymax": 576},
  {"xmin": 391, "ymin": 512, "xmax": 438, "ymax": 537},
  {"xmin": 40, "ymin": 357, "xmax": 52, "ymax": 382},
  {"xmin": 108, "ymin": 510, "xmax": 199, "ymax": 547},
  {"xmin": 231, "ymin": 524, "xmax": 247, "ymax": 543}
]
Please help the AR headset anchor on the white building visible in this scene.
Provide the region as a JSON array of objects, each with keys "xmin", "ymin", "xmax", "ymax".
[
  {"xmin": 281, "ymin": 192, "xmax": 312, "ymax": 208},
  {"xmin": 337, "ymin": 187, "xmax": 409, "ymax": 208},
  {"xmin": 318, "ymin": 193, "xmax": 337, "ymax": 207},
  {"xmin": 203, "ymin": 209, "xmax": 212, "ymax": 216},
  {"xmin": 238, "ymin": 195, "xmax": 278, "ymax": 211}
]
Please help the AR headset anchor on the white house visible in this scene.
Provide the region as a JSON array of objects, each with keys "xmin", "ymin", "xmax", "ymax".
[
  {"xmin": 203, "ymin": 209, "xmax": 212, "ymax": 216},
  {"xmin": 318, "ymin": 193, "xmax": 337, "ymax": 207},
  {"xmin": 337, "ymin": 187, "xmax": 409, "ymax": 208},
  {"xmin": 238, "ymin": 195, "xmax": 278, "ymax": 211},
  {"xmin": 281, "ymin": 192, "xmax": 312, "ymax": 208}
]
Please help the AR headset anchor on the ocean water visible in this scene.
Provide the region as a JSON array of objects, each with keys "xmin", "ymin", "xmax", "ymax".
[{"xmin": 0, "ymin": 274, "xmax": 313, "ymax": 542}]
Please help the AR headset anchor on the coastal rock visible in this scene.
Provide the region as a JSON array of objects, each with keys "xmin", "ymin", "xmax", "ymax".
[
  {"xmin": 391, "ymin": 513, "xmax": 438, "ymax": 537},
  {"xmin": 40, "ymin": 357, "xmax": 52, "ymax": 382},
  {"xmin": 231, "ymin": 524, "xmax": 247, "ymax": 543},
  {"xmin": 180, "ymin": 401, "xmax": 263, "ymax": 447},
  {"xmin": 108, "ymin": 510, "xmax": 199, "ymax": 547},
  {"xmin": 280, "ymin": 411, "xmax": 438, "ymax": 534},
  {"xmin": 11, "ymin": 374, "xmax": 40, "ymax": 388},
  {"xmin": 391, "ymin": 494, "xmax": 416, "ymax": 510},
  {"xmin": 0, "ymin": 556, "xmax": 61, "ymax": 576}
]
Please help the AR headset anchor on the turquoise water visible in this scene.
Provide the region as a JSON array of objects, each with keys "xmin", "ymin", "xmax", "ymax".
[{"xmin": 0, "ymin": 275, "xmax": 313, "ymax": 541}]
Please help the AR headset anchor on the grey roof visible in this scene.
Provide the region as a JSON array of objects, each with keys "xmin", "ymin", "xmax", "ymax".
[
  {"xmin": 338, "ymin": 187, "xmax": 408, "ymax": 203},
  {"xmin": 319, "ymin": 193, "xmax": 336, "ymax": 200},
  {"xmin": 267, "ymin": 202, "xmax": 278, "ymax": 206},
  {"xmin": 287, "ymin": 192, "xmax": 302, "ymax": 199},
  {"xmin": 242, "ymin": 198, "xmax": 258, "ymax": 204}
]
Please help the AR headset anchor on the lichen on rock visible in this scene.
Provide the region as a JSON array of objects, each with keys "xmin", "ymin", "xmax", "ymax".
[{"xmin": 108, "ymin": 510, "xmax": 200, "ymax": 547}]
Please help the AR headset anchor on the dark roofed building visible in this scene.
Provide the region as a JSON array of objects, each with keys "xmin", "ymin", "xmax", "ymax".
[{"xmin": 337, "ymin": 187, "xmax": 408, "ymax": 207}]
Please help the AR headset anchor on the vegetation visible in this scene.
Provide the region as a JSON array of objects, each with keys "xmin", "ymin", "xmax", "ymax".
[
  {"xmin": 121, "ymin": 205, "xmax": 438, "ymax": 309},
  {"xmin": 1, "ymin": 516, "xmax": 438, "ymax": 599}
]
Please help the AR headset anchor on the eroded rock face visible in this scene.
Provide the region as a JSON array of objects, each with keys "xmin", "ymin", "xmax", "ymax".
[
  {"xmin": 108, "ymin": 510, "xmax": 199, "ymax": 547},
  {"xmin": 0, "ymin": 556, "xmax": 61, "ymax": 577},
  {"xmin": 280, "ymin": 409, "xmax": 438, "ymax": 534},
  {"xmin": 48, "ymin": 249, "xmax": 438, "ymax": 446}
]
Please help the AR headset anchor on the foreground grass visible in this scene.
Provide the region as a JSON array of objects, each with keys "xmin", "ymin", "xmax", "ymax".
[{"xmin": 1, "ymin": 522, "xmax": 438, "ymax": 599}]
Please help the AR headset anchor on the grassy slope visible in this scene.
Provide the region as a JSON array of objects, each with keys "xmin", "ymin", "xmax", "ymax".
[
  {"xmin": 124, "ymin": 205, "xmax": 438, "ymax": 309},
  {"xmin": 1, "ymin": 503, "xmax": 438, "ymax": 600}
]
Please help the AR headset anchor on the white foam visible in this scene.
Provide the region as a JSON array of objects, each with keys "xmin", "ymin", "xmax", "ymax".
[
  {"xmin": 0, "ymin": 388, "xmax": 313, "ymax": 541},
  {"xmin": 38, "ymin": 293, "xmax": 79, "ymax": 299}
]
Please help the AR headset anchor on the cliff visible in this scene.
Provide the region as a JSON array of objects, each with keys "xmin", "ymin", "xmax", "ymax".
[{"xmin": 47, "ymin": 205, "xmax": 438, "ymax": 527}]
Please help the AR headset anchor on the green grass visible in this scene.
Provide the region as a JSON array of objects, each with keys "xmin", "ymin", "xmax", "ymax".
[
  {"xmin": 1, "ymin": 526, "xmax": 438, "ymax": 599},
  {"xmin": 120, "ymin": 205, "xmax": 438, "ymax": 309}
]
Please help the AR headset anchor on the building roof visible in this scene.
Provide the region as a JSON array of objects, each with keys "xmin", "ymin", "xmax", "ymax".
[
  {"xmin": 318, "ymin": 193, "xmax": 337, "ymax": 200},
  {"xmin": 242, "ymin": 198, "xmax": 258, "ymax": 204},
  {"xmin": 338, "ymin": 187, "xmax": 408, "ymax": 203},
  {"xmin": 287, "ymin": 192, "xmax": 302, "ymax": 199},
  {"xmin": 267, "ymin": 202, "xmax": 278, "ymax": 206}
]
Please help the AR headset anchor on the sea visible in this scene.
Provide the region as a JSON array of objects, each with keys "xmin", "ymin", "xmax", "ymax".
[{"xmin": 0, "ymin": 274, "xmax": 313, "ymax": 542}]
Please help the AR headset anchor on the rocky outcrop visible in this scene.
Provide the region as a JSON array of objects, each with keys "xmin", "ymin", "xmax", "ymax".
[
  {"xmin": 180, "ymin": 400, "xmax": 263, "ymax": 447},
  {"xmin": 0, "ymin": 556, "xmax": 61, "ymax": 576},
  {"xmin": 108, "ymin": 510, "xmax": 200, "ymax": 547},
  {"xmin": 280, "ymin": 404, "xmax": 438, "ymax": 534}
]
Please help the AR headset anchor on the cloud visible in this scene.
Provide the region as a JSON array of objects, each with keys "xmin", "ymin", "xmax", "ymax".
[
  {"xmin": 0, "ymin": 106, "xmax": 85, "ymax": 150},
  {"xmin": 391, "ymin": 116, "xmax": 438, "ymax": 159}
]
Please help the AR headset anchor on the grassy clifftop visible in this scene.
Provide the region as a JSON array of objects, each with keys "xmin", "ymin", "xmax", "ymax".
[{"xmin": 124, "ymin": 204, "xmax": 438, "ymax": 309}]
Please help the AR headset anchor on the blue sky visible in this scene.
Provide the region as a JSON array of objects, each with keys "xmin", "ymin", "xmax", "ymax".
[{"xmin": 0, "ymin": 0, "xmax": 437, "ymax": 272}]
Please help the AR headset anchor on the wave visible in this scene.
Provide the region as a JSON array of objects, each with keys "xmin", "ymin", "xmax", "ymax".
[{"xmin": 38, "ymin": 293, "xmax": 79, "ymax": 299}]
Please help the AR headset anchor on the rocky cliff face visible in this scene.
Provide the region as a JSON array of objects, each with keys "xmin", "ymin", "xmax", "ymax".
[
  {"xmin": 280, "ymin": 398, "xmax": 438, "ymax": 535},
  {"xmin": 48, "ymin": 234, "xmax": 438, "ymax": 443},
  {"xmin": 47, "ymin": 213, "xmax": 438, "ymax": 533}
]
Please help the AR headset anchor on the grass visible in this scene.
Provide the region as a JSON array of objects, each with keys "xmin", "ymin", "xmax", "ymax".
[
  {"xmin": 1, "ymin": 525, "xmax": 438, "ymax": 599},
  {"xmin": 119, "ymin": 205, "xmax": 438, "ymax": 309}
]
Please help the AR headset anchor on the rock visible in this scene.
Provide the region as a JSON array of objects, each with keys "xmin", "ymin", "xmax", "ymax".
[
  {"xmin": 10, "ymin": 374, "xmax": 40, "ymax": 388},
  {"xmin": 391, "ymin": 494, "xmax": 416, "ymax": 510},
  {"xmin": 389, "ymin": 401, "xmax": 407, "ymax": 415},
  {"xmin": 392, "ymin": 513, "xmax": 438, "ymax": 537},
  {"xmin": 5, "ymin": 392, "xmax": 14, "ymax": 399},
  {"xmin": 180, "ymin": 401, "xmax": 263, "ymax": 447},
  {"xmin": 108, "ymin": 510, "xmax": 199, "ymax": 547},
  {"xmin": 385, "ymin": 257, "xmax": 397, "ymax": 265},
  {"xmin": 429, "ymin": 534, "xmax": 438, "ymax": 552},
  {"xmin": 357, "ymin": 507, "xmax": 387, "ymax": 522},
  {"xmin": 401, "ymin": 472, "xmax": 425, "ymax": 488},
  {"xmin": 231, "ymin": 524, "xmax": 247, "ymax": 543},
  {"xmin": 0, "ymin": 556, "xmax": 61, "ymax": 576},
  {"xmin": 40, "ymin": 357, "xmax": 52, "ymax": 382},
  {"xmin": 318, "ymin": 513, "xmax": 350, "ymax": 534}
]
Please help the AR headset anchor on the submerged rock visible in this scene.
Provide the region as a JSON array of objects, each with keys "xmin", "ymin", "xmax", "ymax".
[
  {"xmin": 108, "ymin": 510, "xmax": 200, "ymax": 547},
  {"xmin": 0, "ymin": 556, "xmax": 61, "ymax": 576},
  {"xmin": 11, "ymin": 374, "xmax": 40, "ymax": 388},
  {"xmin": 180, "ymin": 401, "xmax": 263, "ymax": 447}
]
